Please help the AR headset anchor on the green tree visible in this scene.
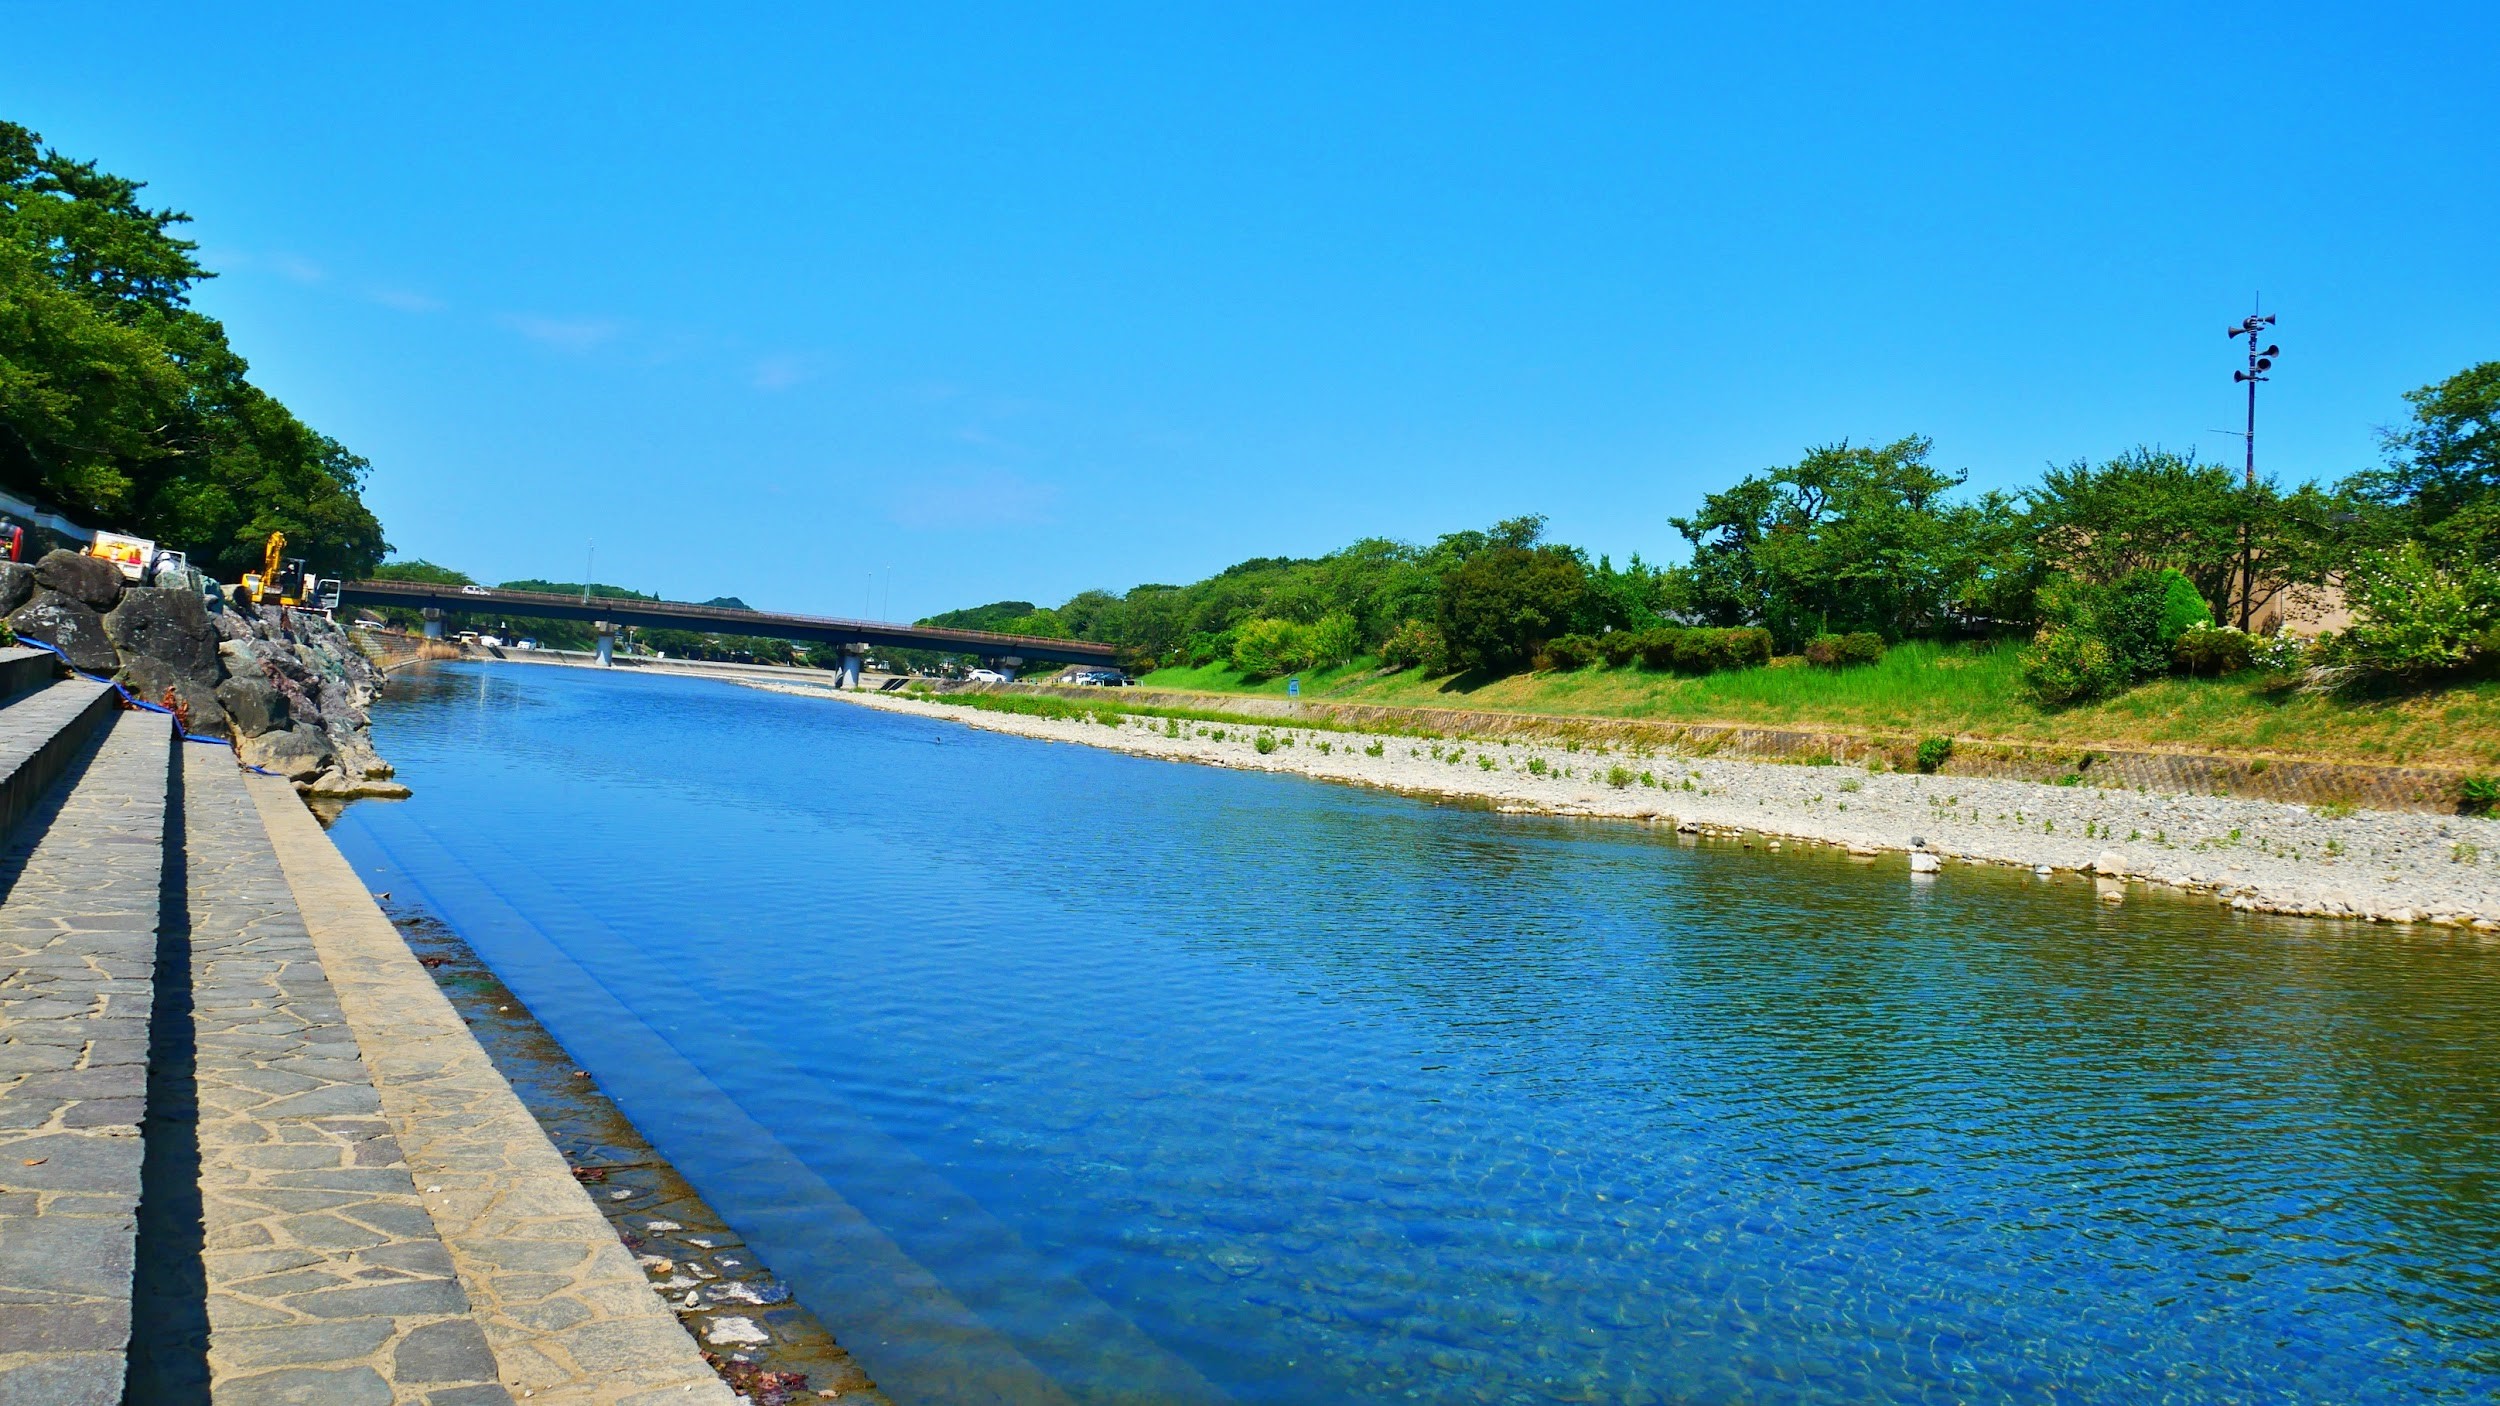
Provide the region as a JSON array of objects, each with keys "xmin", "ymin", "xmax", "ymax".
[
  {"xmin": 1438, "ymin": 541, "xmax": 1590, "ymax": 675},
  {"xmin": 2347, "ymin": 361, "xmax": 2500, "ymax": 562},
  {"xmin": 1669, "ymin": 437, "xmax": 2007, "ymax": 647},
  {"xmin": 0, "ymin": 120, "xmax": 385, "ymax": 578},
  {"xmin": 373, "ymin": 559, "xmax": 475, "ymax": 585},
  {"xmin": 2340, "ymin": 541, "xmax": 2499, "ymax": 678}
]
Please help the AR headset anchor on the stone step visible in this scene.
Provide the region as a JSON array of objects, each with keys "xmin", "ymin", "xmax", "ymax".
[
  {"xmin": 0, "ymin": 678, "xmax": 118, "ymax": 847},
  {"xmin": 0, "ymin": 645, "xmax": 59, "ymax": 704},
  {"xmin": 0, "ymin": 709, "xmax": 176, "ymax": 1403},
  {"xmin": 121, "ymin": 745, "xmax": 511, "ymax": 1404},
  {"xmin": 242, "ymin": 774, "xmax": 738, "ymax": 1405}
]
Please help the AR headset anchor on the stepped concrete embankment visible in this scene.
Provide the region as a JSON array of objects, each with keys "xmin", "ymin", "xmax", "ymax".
[
  {"xmin": 804, "ymin": 684, "xmax": 2500, "ymax": 930},
  {"xmin": 5, "ymin": 549, "xmax": 408, "ymax": 800},
  {"xmin": 0, "ymin": 645, "xmax": 736, "ymax": 1403}
]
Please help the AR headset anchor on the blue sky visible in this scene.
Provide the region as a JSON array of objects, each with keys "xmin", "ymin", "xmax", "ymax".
[{"xmin": 5, "ymin": 3, "xmax": 2493, "ymax": 620}]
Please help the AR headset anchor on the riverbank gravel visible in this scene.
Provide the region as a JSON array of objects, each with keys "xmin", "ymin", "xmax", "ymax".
[{"xmin": 776, "ymin": 684, "xmax": 2500, "ymax": 931}]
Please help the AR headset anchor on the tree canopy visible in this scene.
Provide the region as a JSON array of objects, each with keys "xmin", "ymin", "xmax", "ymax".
[{"xmin": 0, "ymin": 119, "xmax": 385, "ymax": 578}]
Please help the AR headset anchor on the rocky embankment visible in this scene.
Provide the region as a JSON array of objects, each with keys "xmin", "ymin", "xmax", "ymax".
[
  {"xmin": 809, "ymin": 685, "xmax": 2500, "ymax": 929},
  {"xmin": 3, "ymin": 547, "xmax": 406, "ymax": 798}
]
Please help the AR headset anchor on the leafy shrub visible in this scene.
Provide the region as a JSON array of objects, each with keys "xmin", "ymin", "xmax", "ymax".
[
  {"xmin": 1379, "ymin": 619, "xmax": 1448, "ymax": 674},
  {"xmin": 1606, "ymin": 764, "xmax": 1635, "ymax": 788},
  {"xmin": 1915, "ymin": 736, "xmax": 1953, "ymax": 773},
  {"xmin": 2155, "ymin": 568, "xmax": 2213, "ymax": 644},
  {"xmin": 2171, "ymin": 623, "xmax": 2255, "ymax": 676},
  {"xmin": 1804, "ymin": 632, "xmax": 1886, "ymax": 668},
  {"xmin": 1231, "ymin": 618, "xmax": 1312, "ymax": 678},
  {"xmin": 1599, "ymin": 631, "xmax": 1644, "ymax": 667},
  {"xmin": 1309, "ymin": 613, "xmax": 1363, "ymax": 669},
  {"xmin": 2462, "ymin": 776, "xmax": 2500, "ymax": 817},
  {"xmin": 2021, "ymin": 568, "xmax": 2207, "ymax": 703},
  {"xmin": 1253, "ymin": 730, "xmax": 1278, "ymax": 754},
  {"xmin": 1180, "ymin": 629, "xmax": 1237, "ymax": 668},
  {"xmin": 1541, "ymin": 634, "xmax": 1604, "ymax": 670},
  {"xmin": 2021, "ymin": 627, "xmax": 2123, "ymax": 706},
  {"xmin": 2251, "ymin": 633, "xmax": 2311, "ymax": 673},
  {"xmin": 1363, "ymin": 739, "xmax": 1385, "ymax": 757},
  {"xmin": 1632, "ymin": 626, "xmax": 1774, "ymax": 673},
  {"xmin": 2342, "ymin": 543, "xmax": 2500, "ymax": 678}
]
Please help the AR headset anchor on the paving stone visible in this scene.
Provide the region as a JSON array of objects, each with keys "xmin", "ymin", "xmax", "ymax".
[
  {"xmin": 174, "ymin": 748, "xmax": 511, "ymax": 1402},
  {"xmin": 0, "ymin": 711, "xmax": 171, "ymax": 1390},
  {"xmin": 219, "ymin": 1363, "xmax": 395, "ymax": 1405},
  {"xmin": 393, "ymin": 1317, "xmax": 499, "ymax": 1382},
  {"xmin": 0, "ymin": 1351, "xmax": 129, "ymax": 1406}
]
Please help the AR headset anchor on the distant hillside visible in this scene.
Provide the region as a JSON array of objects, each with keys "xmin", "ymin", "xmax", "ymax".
[{"xmin": 918, "ymin": 600, "xmax": 1045, "ymax": 632}]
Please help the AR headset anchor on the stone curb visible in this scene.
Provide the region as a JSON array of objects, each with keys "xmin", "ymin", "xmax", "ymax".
[{"xmin": 241, "ymin": 776, "xmax": 736, "ymax": 1405}]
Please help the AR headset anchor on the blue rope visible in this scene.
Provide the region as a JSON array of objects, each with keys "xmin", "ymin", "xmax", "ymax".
[{"xmin": 12, "ymin": 634, "xmax": 265, "ymax": 761}]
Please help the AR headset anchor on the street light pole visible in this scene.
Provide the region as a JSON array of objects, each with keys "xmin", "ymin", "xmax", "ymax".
[{"xmin": 2228, "ymin": 307, "xmax": 2280, "ymax": 630}]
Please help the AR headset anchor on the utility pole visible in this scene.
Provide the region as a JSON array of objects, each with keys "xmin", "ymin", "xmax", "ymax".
[
  {"xmin": 582, "ymin": 540, "xmax": 595, "ymax": 606},
  {"xmin": 2228, "ymin": 305, "xmax": 2280, "ymax": 630}
]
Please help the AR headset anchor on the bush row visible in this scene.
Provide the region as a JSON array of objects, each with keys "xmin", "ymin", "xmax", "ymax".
[
  {"xmin": 1803, "ymin": 632, "xmax": 1886, "ymax": 668},
  {"xmin": 1537, "ymin": 626, "xmax": 1775, "ymax": 675}
]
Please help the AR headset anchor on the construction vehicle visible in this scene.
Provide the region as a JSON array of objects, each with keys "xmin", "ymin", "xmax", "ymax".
[
  {"xmin": 239, "ymin": 531, "xmax": 314, "ymax": 607},
  {"xmin": 239, "ymin": 531, "xmax": 282, "ymax": 604}
]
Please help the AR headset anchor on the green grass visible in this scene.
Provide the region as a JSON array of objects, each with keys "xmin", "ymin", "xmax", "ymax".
[{"xmin": 1137, "ymin": 640, "xmax": 2500, "ymax": 769}]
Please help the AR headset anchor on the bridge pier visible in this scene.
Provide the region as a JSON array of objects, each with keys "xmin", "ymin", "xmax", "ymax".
[
  {"xmin": 595, "ymin": 622, "xmax": 615, "ymax": 667},
  {"xmin": 997, "ymin": 654, "xmax": 1024, "ymax": 682},
  {"xmin": 421, "ymin": 607, "xmax": 443, "ymax": 641},
  {"xmin": 839, "ymin": 643, "xmax": 867, "ymax": 690}
]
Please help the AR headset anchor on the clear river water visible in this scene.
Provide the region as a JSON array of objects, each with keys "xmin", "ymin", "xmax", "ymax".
[{"xmin": 331, "ymin": 662, "xmax": 2500, "ymax": 1404}]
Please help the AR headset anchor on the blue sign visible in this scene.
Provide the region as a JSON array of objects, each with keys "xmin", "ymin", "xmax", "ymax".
[{"xmin": 1287, "ymin": 677, "xmax": 1300, "ymax": 698}]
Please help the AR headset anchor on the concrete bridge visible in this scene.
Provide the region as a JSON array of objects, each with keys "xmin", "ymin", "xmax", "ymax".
[{"xmin": 337, "ymin": 580, "xmax": 1115, "ymax": 683}]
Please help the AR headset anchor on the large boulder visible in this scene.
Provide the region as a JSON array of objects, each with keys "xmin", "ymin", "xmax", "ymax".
[
  {"xmin": 118, "ymin": 656, "xmax": 230, "ymax": 737},
  {"xmin": 8, "ymin": 591, "xmax": 120, "ymax": 673},
  {"xmin": 238, "ymin": 724, "xmax": 333, "ymax": 782},
  {"xmin": 215, "ymin": 675, "xmax": 291, "ymax": 738},
  {"xmin": 106, "ymin": 587, "xmax": 222, "ymax": 684},
  {"xmin": 104, "ymin": 586, "xmax": 229, "ymax": 736},
  {"xmin": 0, "ymin": 562, "xmax": 32, "ymax": 616},
  {"xmin": 32, "ymin": 548, "xmax": 124, "ymax": 612}
]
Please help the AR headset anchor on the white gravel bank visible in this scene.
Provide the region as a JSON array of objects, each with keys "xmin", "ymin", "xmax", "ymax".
[{"xmin": 780, "ymin": 684, "xmax": 2500, "ymax": 930}]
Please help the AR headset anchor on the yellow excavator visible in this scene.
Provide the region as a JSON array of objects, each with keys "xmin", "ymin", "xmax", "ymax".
[{"xmin": 238, "ymin": 531, "xmax": 309, "ymax": 607}]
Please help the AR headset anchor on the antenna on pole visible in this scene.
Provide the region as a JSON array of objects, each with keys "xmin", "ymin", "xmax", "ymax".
[{"xmin": 2226, "ymin": 298, "xmax": 2281, "ymax": 629}]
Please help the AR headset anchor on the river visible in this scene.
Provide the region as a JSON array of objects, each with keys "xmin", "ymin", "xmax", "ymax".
[{"xmin": 330, "ymin": 662, "xmax": 2500, "ymax": 1404}]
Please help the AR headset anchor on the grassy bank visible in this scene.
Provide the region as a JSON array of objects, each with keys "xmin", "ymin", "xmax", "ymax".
[{"xmin": 1138, "ymin": 641, "xmax": 2500, "ymax": 770}]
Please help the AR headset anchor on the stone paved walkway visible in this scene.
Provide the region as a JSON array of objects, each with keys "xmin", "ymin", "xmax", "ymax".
[
  {"xmin": 244, "ymin": 774, "xmax": 736, "ymax": 1406},
  {"xmin": 0, "ymin": 711, "xmax": 172, "ymax": 1403},
  {"xmin": 173, "ymin": 747, "xmax": 509, "ymax": 1404}
]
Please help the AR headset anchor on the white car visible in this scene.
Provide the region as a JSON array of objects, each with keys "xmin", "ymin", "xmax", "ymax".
[
  {"xmin": 966, "ymin": 668, "xmax": 1008, "ymax": 683},
  {"xmin": 459, "ymin": 584, "xmax": 492, "ymax": 596}
]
